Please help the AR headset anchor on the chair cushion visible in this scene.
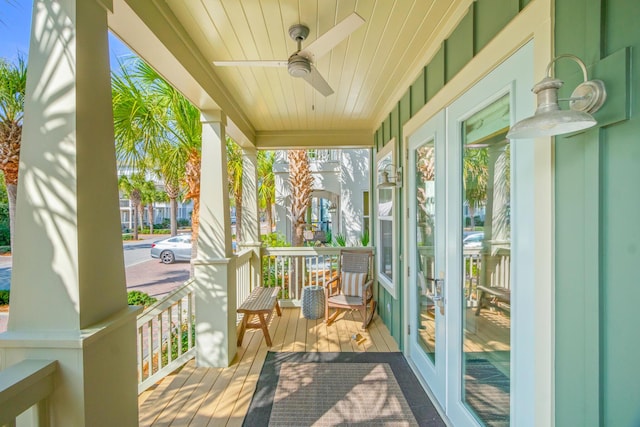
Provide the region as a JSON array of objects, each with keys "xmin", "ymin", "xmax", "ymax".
[
  {"xmin": 328, "ymin": 294, "xmax": 363, "ymax": 306},
  {"xmin": 341, "ymin": 271, "xmax": 367, "ymax": 297}
]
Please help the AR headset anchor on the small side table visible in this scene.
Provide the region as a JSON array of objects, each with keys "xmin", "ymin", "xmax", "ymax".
[{"xmin": 302, "ymin": 285, "xmax": 325, "ymax": 320}]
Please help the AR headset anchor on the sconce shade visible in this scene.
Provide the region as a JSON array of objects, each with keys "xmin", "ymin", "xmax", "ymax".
[
  {"xmin": 377, "ymin": 171, "xmax": 396, "ymax": 188},
  {"xmin": 506, "ymin": 107, "xmax": 597, "ymax": 139},
  {"xmin": 377, "ymin": 169, "xmax": 401, "ymax": 188},
  {"xmin": 507, "ymin": 55, "xmax": 606, "ymax": 139}
]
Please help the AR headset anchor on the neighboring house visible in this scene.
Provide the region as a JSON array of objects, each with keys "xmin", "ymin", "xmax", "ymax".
[
  {"xmin": 274, "ymin": 149, "xmax": 370, "ymax": 245},
  {"xmin": 117, "ymin": 169, "xmax": 193, "ymax": 230}
]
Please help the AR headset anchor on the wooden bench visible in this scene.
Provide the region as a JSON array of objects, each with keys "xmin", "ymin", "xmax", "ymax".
[
  {"xmin": 475, "ymin": 285, "xmax": 511, "ymax": 315},
  {"xmin": 237, "ymin": 286, "xmax": 282, "ymax": 347}
]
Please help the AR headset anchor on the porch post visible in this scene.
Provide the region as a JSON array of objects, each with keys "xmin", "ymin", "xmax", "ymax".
[
  {"xmin": 193, "ymin": 110, "xmax": 237, "ymax": 367},
  {"xmin": 239, "ymin": 146, "xmax": 263, "ymax": 289},
  {"xmin": 482, "ymin": 141, "xmax": 510, "ymax": 286},
  {"xmin": 0, "ymin": 0, "xmax": 140, "ymax": 425}
]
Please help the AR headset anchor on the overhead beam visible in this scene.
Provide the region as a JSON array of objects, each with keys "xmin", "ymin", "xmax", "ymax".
[{"xmin": 255, "ymin": 130, "xmax": 373, "ymax": 150}]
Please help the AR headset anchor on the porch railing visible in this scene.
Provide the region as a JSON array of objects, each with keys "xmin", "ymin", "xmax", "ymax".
[
  {"xmin": 261, "ymin": 247, "xmax": 372, "ymax": 305},
  {"xmin": 135, "ymin": 247, "xmax": 257, "ymax": 393},
  {"xmin": 136, "ymin": 279, "xmax": 196, "ymax": 394},
  {"xmin": 235, "ymin": 248, "xmax": 255, "ymax": 322},
  {"xmin": 0, "ymin": 359, "xmax": 57, "ymax": 426}
]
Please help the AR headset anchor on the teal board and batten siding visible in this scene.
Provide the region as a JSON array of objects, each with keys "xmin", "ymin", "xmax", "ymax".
[
  {"xmin": 372, "ymin": 0, "xmax": 529, "ymax": 349},
  {"xmin": 555, "ymin": 0, "xmax": 640, "ymax": 426}
]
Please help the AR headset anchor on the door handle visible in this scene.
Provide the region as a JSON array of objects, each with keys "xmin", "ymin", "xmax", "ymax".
[{"xmin": 427, "ymin": 277, "xmax": 445, "ymax": 314}]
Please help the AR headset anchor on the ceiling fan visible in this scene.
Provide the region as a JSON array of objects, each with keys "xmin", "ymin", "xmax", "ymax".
[{"xmin": 213, "ymin": 13, "xmax": 365, "ymax": 97}]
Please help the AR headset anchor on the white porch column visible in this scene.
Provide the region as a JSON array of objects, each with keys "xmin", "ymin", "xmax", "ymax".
[
  {"xmin": 193, "ymin": 111, "xmax": 237, "ymax": 367},
  {"xmin": 239, "ymin": 147, "xmax": 262, "ymax": 289},
  {"xmin": 0, "ymin": 0, "xmax": 139, "ymax": 425}
]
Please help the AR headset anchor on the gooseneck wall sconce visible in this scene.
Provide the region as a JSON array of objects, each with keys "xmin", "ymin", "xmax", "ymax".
[
  {"xmin": 507, "ymin": 54, "xmax": 607, "ymax": 139},
  {"xmin": 377, "ymin": 164, "xmax": 402, "ymax": 188}
]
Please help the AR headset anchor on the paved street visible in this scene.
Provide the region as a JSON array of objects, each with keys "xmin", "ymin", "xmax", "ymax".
[{"xmin": 0, "ymin": 235, "xmax": 191, "ymax": 333}]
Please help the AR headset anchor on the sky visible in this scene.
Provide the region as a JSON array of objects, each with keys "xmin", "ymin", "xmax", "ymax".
[{"xmin": 0, "ymin": 0, "xmax": 134, "ymax": 66}]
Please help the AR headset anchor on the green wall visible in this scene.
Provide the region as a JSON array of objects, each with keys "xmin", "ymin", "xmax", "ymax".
[
  {"xmin": 373, "ymin": 0, "xmax": 527, "ymax": 348},
  {"xmin": 555, "ymin": 0, "xmax": 640, "ymax": 426}
]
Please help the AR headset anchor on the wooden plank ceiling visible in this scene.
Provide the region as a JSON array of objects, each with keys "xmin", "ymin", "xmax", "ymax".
[{"xmin": 160, "ymin": 0, "xmax": 467, "ymax": 139}]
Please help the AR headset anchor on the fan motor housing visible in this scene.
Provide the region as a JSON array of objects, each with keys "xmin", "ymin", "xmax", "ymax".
[{"xmin": 288, "ymin": 54, "xmax": 311, "ymax": 77}]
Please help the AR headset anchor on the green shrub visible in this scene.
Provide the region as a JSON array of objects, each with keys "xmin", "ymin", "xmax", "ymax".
[
  {"xmin": 261, "ymin": 232, "xmax": 291, "ymax": 290},
  {"xmin": 122, "ymin": 234, "xmax": 134, "ymax": 241},
  {"xmin": 177, "ymin": 219, "xmax": 191, "ymax": 227},
  {"xmin": 0, "ymin": 290, "xmax": 9, "ymax": 305},
  {"xmin": 359, "ymin": 229, "xmax": 370, "ymax": 246},
  {"xmin": 334, "ymin": 233, "xmax": 346, "ymax": 247},
  {"xmin": 0, "ymin": 203, "xmax": 10, "ymax": 246},
  {"xmin": 0, "ymin": 246, "xmax": 10, "ymax": 255},
  {"xmin": 139, "ymin": 228, "xmax": 171, "ymax": 235},
  {"xmin": 127, "ymin": 291, "xmax": 157, "ymax": 307},
  {"xmin": 161, "ymin": 320, "xmax": 196, "ymax": 366},
  {"xmin": 156, "ymin": 219, "xmax": 171, "ymax": 229},
  {"xmin": 261, "ymin": 232, "xmax": 289, "ymax": 248}
]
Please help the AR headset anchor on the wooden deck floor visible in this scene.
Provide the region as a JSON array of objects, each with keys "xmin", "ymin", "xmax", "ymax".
[{"xmin": 138, "ymin": 307, "xmax": 399, "ymax": 427}]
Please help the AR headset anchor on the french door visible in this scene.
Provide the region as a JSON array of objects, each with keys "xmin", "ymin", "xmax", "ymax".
[
  {"xmin": 407, "ymin": 110, "xmax": 446, "ymax": 405},
  {"xmin": 406, "ymin": 41, "xmax": 535, "ymax": 426}
]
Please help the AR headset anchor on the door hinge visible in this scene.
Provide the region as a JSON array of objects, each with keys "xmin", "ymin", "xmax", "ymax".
[
  {"xmin": 407, "ymin": 324, "xmax": 411, "ymax": 335},
  {"xmin": 407, "ymin": 266, "xmax": 410, "ymax": 276}
]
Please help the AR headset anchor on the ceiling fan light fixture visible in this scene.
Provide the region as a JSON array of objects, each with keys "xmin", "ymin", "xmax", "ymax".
[{"xmin": 288, "ymin": 54, "xmax": 311, "ymax": 77}]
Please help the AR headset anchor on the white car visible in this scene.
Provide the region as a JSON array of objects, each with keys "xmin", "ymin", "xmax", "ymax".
[
  {"xmin": 150, "ymin": 234, "xmax": 192, "ymax": 264},
  {"xmin": 462, "ymin": 232, "xmax": 484, "ymax": 248}
]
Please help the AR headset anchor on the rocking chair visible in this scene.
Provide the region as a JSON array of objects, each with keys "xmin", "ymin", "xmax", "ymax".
[{"xmin": 325, "ymin": 249, "xmax": 376, "ymax": 329}]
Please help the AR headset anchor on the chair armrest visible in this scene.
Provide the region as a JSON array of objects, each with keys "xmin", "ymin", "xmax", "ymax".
[
  {"xmin": 326, "ymin": 276, "xmax": 339, "ymax": 287},
  {"xmin": 325, "ymin": 276, "xmax": 340, "ymax": 297},
  {"xmin": 361, "ymin": 279, "xmax": 374, "ymax": 302}
]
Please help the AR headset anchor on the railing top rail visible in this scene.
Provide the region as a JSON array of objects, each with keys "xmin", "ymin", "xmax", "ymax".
[
  {"xmin": 0, "ymin": 359, "xmax": 57, "ymax": 424},
  {"xmin": 262, "ymin": 246, "xmax": 375, "ymax": 256},
  {"xmin": 137, "ymin": 278, "xmax": 196, "ymax": 325},
  {"xmin": 235, "ymin": 248, "xmax": 253, "ymax": 263}
]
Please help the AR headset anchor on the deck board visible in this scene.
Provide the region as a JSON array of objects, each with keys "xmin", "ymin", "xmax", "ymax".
[{"xmin": 139, "ymin": 307, "xmax": 399, "ymax": 426}]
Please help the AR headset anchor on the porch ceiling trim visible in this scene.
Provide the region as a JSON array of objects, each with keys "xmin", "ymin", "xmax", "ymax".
[{"xmin": 255, "ymin": 130, "xmax": 373, "ymax": 150}]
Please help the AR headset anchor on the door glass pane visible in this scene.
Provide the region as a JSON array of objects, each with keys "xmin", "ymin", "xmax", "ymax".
[
  {"xmin": 415, "ymin": 141, "xmax": 437, "ymax": 361},
  {"xmin": 461, "ymin": 94, "xmax": 511, "ymax": 426}
]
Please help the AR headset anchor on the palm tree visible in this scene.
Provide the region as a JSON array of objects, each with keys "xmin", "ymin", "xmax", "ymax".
[
  {"xmin": 140, "ymin": 180, "xmax": 164, "ymax": 234},
  {"xmin": 112, "ymin": 57, "xmax": 201, "ymax": 237},
  {"xmin": 0, "ymin": 56, "xmax": 26, "ymax": 252},
  {"xmin": 226, "ymin": 138, "xmax": 243, "ymax": 242},
  {"xmin": 184, "ymin": 148, "xmax": 201, "ymax": 238},
  {"xmin": 287, "ymin": 150, "xmax": 314, "ymax": 247},
  {"xmin": 258, "ymin": 150, "xmax": 275, "ymax": 233},
  {"xmin": 118, "ymin": 173, "xmax": 148, "ymax": 240},
  {"xmin": 463, "ymin": 147, "xmax": 489, "ymax": 229}
]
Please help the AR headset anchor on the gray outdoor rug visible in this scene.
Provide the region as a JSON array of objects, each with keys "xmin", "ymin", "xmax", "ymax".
[{"xmin": 243, "ymin": 352, "xmax": 446, "ymax": 427}]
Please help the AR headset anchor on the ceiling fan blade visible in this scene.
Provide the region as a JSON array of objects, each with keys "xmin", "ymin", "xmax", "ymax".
[
  {"xmin": 300, "ymin": 12, "xmax": 365, "ymax": 60},
  {"xmin": 302, "ymin": 66, "xmax": 334, "ymax": 97},
  {"xmin": 213, "ymin": 60, "xmax": 287, "ymax": 67}
]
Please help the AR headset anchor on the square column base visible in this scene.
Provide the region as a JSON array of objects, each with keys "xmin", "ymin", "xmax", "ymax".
[{"xmin": 193, "ymin": 257, "xmax": 237, "ymax": 368}]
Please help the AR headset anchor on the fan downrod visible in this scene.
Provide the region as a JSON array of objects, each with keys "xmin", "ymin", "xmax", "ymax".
[{"xmin": 288, "ymin": 24, "xmax": 309, "ymax": 42}]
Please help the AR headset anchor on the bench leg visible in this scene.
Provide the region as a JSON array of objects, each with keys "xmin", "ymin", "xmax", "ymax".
[
  {"xmin": 237, "ymin": 314, "xmax": 248, "ymax": 346},
  {"xmin": 258, "ymin": 313, "xmax": 272, "ymax": 346},
  {"xmin": 275, "ymin": 300, "xmax": 282, "ymax": 316},
  {"xmin": 475, "ymin": 290, "xmax": 485, "ymax": 316}
]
